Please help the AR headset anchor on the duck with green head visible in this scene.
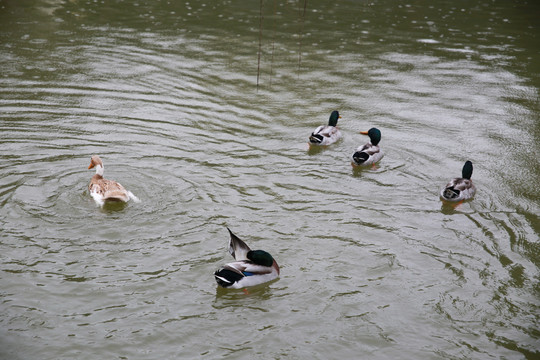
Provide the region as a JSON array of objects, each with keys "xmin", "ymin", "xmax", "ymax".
[
  {"xmin": 351, "ymin": 127, "xmax": 384, "ymax": 166},
  {"xmin": 440, "ymin": 161, "xmax": 476, "ymax": 202},
  {"xmin": 309, "ymin": 110, "xmax": 342, "ymax": 146},
  {"xmin": 214, "ymin": 228, "xmax": 280, "ymax": 289}
]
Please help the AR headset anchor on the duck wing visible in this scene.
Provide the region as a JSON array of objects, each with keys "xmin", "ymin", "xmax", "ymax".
[
  {"xmin": 452, "ymin": 178, "xmax": 473, "ymax": 192},
  {"xmin": 214, "ymin": 260, "xmax": 275, "ymax": 288},
  {"xmin": 358, "ymin": 143, "xmax": 380, "ymax": 155},
  {"xmin": 89, "ymin": 178, "xmax": 129, "ymax": 202},
  {"xmin": 224, "ymin": 261, "xmax": 274, "ymax": 276},
  {"xmin": 352, "ymin": 143, "xmax": 381, "ymax": 165},
  {"xmin": 227, "ymin": 228, "xmax": 252, "ymax": 260},
  {"xmin": 309, "ymin": 125, "xmax": 326, "ymax": 144},
  {"xmin": 441, "ymin": 178, "xmax": 474, "ymax": 200}
]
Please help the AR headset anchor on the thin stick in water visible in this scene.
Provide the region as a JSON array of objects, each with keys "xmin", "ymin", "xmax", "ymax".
[
  {"xmin": 270, "ymin": 0, "xmax": 277, "ymax": 88},
  {"xmin": 297, "ymin": 0, "xmax": 307, "ymax": 76},
  {"xmin": 257, "ymin": 0, "xmax": 264, "ymax": 91}
]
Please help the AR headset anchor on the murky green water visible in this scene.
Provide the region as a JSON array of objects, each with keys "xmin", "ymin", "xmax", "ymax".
[{"xmin": 1, "ymin": 0, "xmax": 539, "ymax": 359}]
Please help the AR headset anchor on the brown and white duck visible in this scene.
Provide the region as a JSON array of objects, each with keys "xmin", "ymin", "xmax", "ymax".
[{"xmin": 87, "ymin": 155, "xmax": 138, "ymax": 206}]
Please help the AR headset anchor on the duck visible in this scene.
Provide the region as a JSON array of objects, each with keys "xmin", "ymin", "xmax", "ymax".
[
  {"xmin": 214, "ymin": 228, "xmax": 280, "ymax": 289},
  {"xmin": 351, "ymin": 127, "xmax": 384, "ymax": 166},
  {"xmin": 308, "ymin": 110, "xmax": 342, "ymax": 146},
  {"xmin": 440, "ymin": 160, "xmax": 476, "ymax": 202},
  {"xmin": 87, "ymin": 155, "xmax": 138, "ymax": 206}
]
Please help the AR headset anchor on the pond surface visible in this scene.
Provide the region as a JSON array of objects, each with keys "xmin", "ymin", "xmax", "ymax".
[{"xmin": 1, "ymin": 0, "xmax": 539, "ymax": 359}]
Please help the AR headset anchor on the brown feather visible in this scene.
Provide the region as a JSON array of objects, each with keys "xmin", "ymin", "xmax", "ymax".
[{"xmin": 89, "ymin": 175, "xmax": 129, "ymax": 202}]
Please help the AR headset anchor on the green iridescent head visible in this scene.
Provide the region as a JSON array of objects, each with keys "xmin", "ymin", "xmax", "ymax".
[
  {"xmin": 361, "ymin": 127, "xmax": 382, "ymax": 146},
  {"xmin": 462, "ymin": 161, "xmax": 473, "ymax": 179},
  {"xmin": 328, "ymin": 111, "xmax": 341, "ymax": 127},
  {"xmin": 247, "ymin": 250, "xmax": 274, "ymax": 267}
]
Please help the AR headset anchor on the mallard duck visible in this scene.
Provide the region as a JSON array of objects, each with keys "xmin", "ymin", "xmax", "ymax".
[
  {"xmin": 440, "ymin": 161, "xmax": 476, "ymax": 202},
  {"xmin": 88, "ymin": 155, "xmax": 138, "ymax": 206},
  {"xmin": 214, "ymin": 228, "xmax": 280, "ymax": 289},
  {"xmin": 351, "ymin": 127, "xmax": 384, "ymax": 166},
  {"xmin": 308, "ymin": 110, "xmax": 342, "ymax": 146}
]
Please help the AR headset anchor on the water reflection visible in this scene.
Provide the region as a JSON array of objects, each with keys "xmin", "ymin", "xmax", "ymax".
[
  {"xmin": 213, "ymin": 281, "xmax": 279, "ymax": 303},
  {"xmin": 99, "ymin": 201, "xmax": 129, "ymax": 213},
  {"xmin": 306, "ymin": 143, "xmax": 328, "ymax": 155}
]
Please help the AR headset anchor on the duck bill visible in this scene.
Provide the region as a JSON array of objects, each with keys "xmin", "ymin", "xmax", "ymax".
[
  {"xmin": 88, "ymin": 163, "xmax": 95, "ymax": 169},
  {"xmin": 359, "ymin": 130, "xmax": 369, "ymax": 135}
]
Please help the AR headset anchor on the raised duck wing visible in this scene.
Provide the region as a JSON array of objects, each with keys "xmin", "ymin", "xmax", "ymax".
[{"xmin": 227, "ymin": 228, "xmax": 251, "ymax": 260}]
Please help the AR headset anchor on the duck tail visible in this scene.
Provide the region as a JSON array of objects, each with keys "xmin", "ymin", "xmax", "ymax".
[
  {"xmin": 214, "ymin": 268, "xmax": 244, "ymax": 288},
  {"xmin": 352, "ymin": 151, "xmax": 369, "ymax": 165},
  {"xmin": 309, "ymin": 133, "xmax": 323, "ymax": 144},
  {"xmin": 442, "ymin": 187, "xmax": 460, "ymax": 200},
  {"xmin": 127, "ymin": 191, "xmax": 140, "ymax": 203}
]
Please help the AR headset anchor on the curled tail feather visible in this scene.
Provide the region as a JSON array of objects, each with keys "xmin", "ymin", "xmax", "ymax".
[
  {"xmin": 352, "ymin": 151, "xmax": 369, "ymax": 165},
  {"xmin": 442, "ymin": 187, "xmax": 460, "ymax": 199},
  {"xmin": 309, "ymin": 133, "xmax": 323, "ymax": 144}
]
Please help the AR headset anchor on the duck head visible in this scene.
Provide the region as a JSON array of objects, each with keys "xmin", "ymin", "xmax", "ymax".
[
  {"xmin": 462, "ymin": 161, "xmax": 473, "ymax": 180},
  {"xmin": 247, "ymin": 250, "xmax": 275, "ymax": 267},
  {"xmin": 360, "ymin": 127, "xmax": 382, "ymax": 146},
  {"xmin": 328, "ymin": 111, "xmax": 341, "ymax": 127},
  {"xmin": 88, "ymin": 155, "xmax": 104, "ymax": 176}
]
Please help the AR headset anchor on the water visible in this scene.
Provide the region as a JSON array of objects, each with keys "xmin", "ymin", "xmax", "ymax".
[{"xmin": 1, "ymin": 0, "xmax": 539, "ymax": 359}]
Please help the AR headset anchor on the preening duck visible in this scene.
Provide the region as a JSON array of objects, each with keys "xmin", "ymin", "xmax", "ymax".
[
  {"xmin": 308, "ymin": 110, "xmax": 342, "ymax": 146},
  {"xmin": 440, "ymin": 161, "xmax": 476, "ymax": 202},
  {"xmin": 87, "ymin": 155, "xmax": 138, "ymax": 206},
  {"xmin": 214, "ymin": 228, "xmax": 280, "ymax": 289},
  {"xmin": 351, "ymin": 127, "xmax": 384, "ymax": 166}
]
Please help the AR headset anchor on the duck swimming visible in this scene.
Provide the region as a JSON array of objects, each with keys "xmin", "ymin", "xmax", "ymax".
[
  {"xmin": 214, "ymin": 228, "xmax": 280, "ymax": 289},
  {"xmin": 309, "ymin": 110, "xmax": 342, "ymax": 146},
  {"xmin": 88, "ymin": 155, "xmax": 138, "ymax": 206},
  {"xmin": 440, "ymin": 160, "xmax": 476, "ymax": 202},
  {"xmin": 351, "ymin": 127, "xmax": 384, "ymax": 166}
]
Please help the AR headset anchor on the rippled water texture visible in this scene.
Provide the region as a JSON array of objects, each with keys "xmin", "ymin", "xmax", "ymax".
[{"xmin": 1, "ymin": 1, "xmax": 539, "ymax": 359}]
